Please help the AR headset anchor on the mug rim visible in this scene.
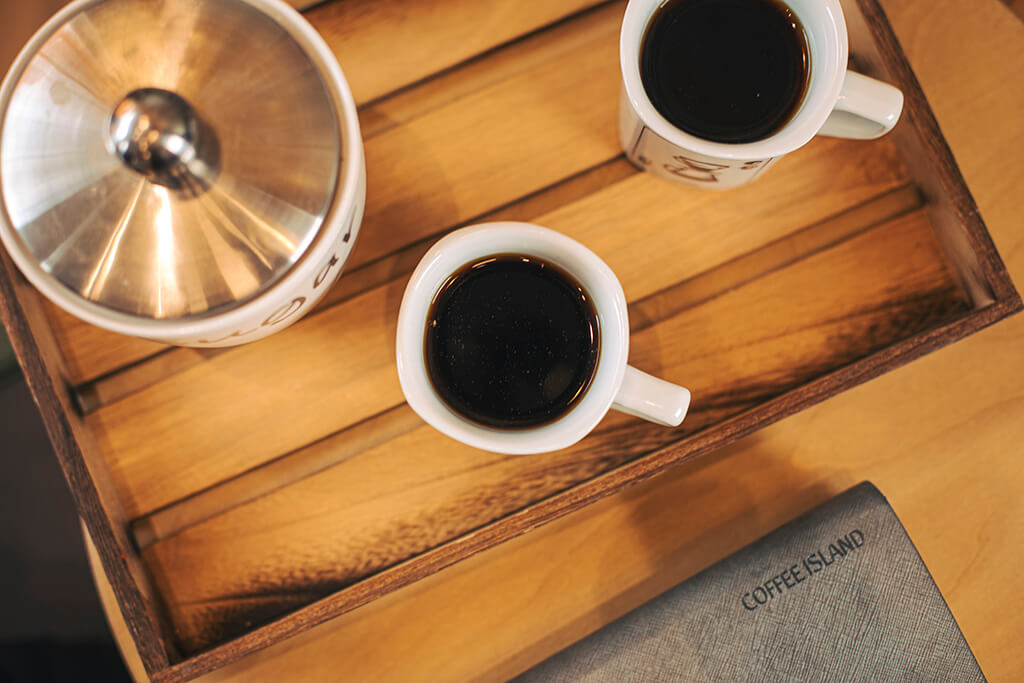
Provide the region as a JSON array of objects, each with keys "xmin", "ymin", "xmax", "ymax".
[
  {"xmin": 0, "ymin": 0, "xmax": 364, "ymax": 341},
  {"xmin": 395, "ymin": 222, "xmax": 630, "ymax": 455},
  {"xmin": 619, "ymin": 0, "xmax": 849, "ymax": 160}
]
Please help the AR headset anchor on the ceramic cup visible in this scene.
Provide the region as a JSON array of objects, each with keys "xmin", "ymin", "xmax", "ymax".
[
  {"xmin": 619, "ymin": 0, "xmax": 904, "ymax": 189},
  {"xmin": 0, "ymin": 0, "xmax": 365, "ymax": 348},
  {"xmin": 396, "ymin": 222, "xmax": 691, "ymax": 454}
]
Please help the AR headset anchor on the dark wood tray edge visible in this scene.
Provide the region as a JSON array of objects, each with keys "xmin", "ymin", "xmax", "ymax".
[
  {"xmin": 0, "ymin": 252, "xmax": 173, "ymax": 675},
  {"xmin": 3, "ymin": 0, "xmax": 1021, "ymax": 679},
  {"xmin": 155, "ymin": 299, "xmax": 1021, "ymax": 683},
  {"xmin": 150, "ymin": 0, "xmax": 1024, "ymax": 677},
  {"xmin": 850, "ymin": 0, "xmax": 1019, "ymax": 306}
]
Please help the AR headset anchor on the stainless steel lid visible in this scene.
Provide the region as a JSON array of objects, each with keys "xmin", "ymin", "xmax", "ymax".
[{"xmin": 0, "ymin": 0, "xmax": 341, "ymax": 319}]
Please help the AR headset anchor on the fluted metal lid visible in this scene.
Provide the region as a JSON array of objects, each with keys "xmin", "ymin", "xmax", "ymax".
[{"xmin": 0, "ymin": 0, "xmax": 341, "ymax": 319}]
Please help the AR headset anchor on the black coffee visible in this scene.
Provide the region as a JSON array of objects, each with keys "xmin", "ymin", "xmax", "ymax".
[
  {"xmin": 640, "ymin": 0, "xmax": 810, "ymax": 144},
  {"xmin": 425, "ymin": 255, "xmax": 599, "ymax": 429}
]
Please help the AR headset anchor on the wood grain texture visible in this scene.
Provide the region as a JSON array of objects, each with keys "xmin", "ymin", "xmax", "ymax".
[
  {"xmin": 128, "ymin": 183, "xmax": 925, "ymax": 551},
  {"xmin": 304, "ymin": 0, "xmax": 608, "ymax": 104},
  {"xmin": 15, "ymin": 0, "xmax": 1023, "ymax": 679},
  {"xmin": 347, "ymin": 17, "xmax": 621, "ymax": 272},
  {"xmin": 90, "ymin": 134, "xmax": 912, "ymax": 520},
  {"xmin": 45, "ymin": 304, "xmax": 168, "ymax": 387},
  {"xmin": 142, "ymin": 206, "xmax": 970, "ymax": 654},
  {"xmin": 78, "ymin": 131, "xmax": 905, "ymax": 422},
  {"xmin": 145, "ymin": 1, "xmax": 1022, "ymax": 680},
  {"xmin": 131, "ymin": 404, "xmax": 423, "ymax": 550},
  {"xmin": 845, "ymin": 0, "xmax": 1017, "ymax": 310},
  {"xmin": 76, "ymin": 129, "xmax": 908, "ymax": 418},
  {"xmin": 85, "ymin": 522, "xmax": 151, "ymax": 683}
]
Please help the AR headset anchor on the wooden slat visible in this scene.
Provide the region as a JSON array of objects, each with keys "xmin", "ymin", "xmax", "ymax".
[
  {"xmin": 346, "ymin": 18, "xmax": 621, "ymax": 271},
  {"xmin": 52, "ymin": 0, "xmax": 1024, "ymax": 679},
  {"xmin": 627, "ymin": 184, "xmax": 925, "ymax": 332},
  {"xmin": 45, "ymin": 0, "xmax": 617, "ymax": 387},
  {"xmin": 45, "ymin": 303, "xmax": 168, "ymax": 388},
  {"xmin": 538, "ymin": 138, "xmax": 909, "ymax": 304},
  {"xmin": 845, "ymin": 0, "xmax": 1013, "ymax": 310},
  {"xmin": 75, "ymin": 346, "xmax": 232, "ymax": 416},
  {"xmin": 89, "ymin": 133, "xmax": 911, "ymax": 519},
  {"xmin": 355, "ymin": 3, "xmax": 625, "ymax": 141},
  {"xmin": 75, "ymin": 159, "xmax": 638, "ymax": 414},
  {"xmin": 142, "ymin": 208, "xmax": 969, "ymax": 654},
  {"xmin": 76, "ymin": 131, "xmax": 910, "ymax": 414},
  {"xmin": 131, "ymin": 405, "xmax": 422, "ymax": 550},
  {"xmin": 129, "ymin": 182, "xmax": 925, "ymax": 551},
  {"xmin": 305, "ymin": 0, "xmax": 609, "ymax": 104}
]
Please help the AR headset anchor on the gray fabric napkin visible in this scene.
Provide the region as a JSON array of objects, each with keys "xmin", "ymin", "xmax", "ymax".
[{"xmin": 516, "ymin": 482, "xmax": 984, "ymax": 682}]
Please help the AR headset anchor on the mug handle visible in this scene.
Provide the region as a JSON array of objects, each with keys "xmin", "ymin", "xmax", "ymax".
[
  {"xmin": 818, "ymin": 71, "xmax": 904, "ymax": 140},
  {"xmin": 612, "ymin": 366, "xmax": 690, "ymax": 427}
]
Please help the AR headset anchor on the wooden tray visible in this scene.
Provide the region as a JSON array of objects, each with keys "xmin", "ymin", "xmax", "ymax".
[{"xmin": 1, "ymin": 0, "xmax": 1019, "ymax": 680}]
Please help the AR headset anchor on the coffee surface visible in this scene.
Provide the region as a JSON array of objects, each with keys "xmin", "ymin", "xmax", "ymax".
[
  {"xmin": 425, "ymin": 255, "xmax": 599, "ymax": 429},
  {"xmin": 640, "ymin": 0, "xmax": 809, "ymax": 144}
]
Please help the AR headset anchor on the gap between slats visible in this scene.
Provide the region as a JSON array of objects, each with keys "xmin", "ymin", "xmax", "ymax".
[
  {"xmin": 88, "ymin": 133, "xmax": 919, "ymax": 520},
  {"xmin": 144, "ymin": 205, "xmax": 972, "ymax": 654},
  {"xmin": 130, "ymin": 182, "xmax": 925, "ymax": 551}
]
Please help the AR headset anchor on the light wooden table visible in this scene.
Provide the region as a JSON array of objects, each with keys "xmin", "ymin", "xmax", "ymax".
[{"xmin": 90, "ymin": 0, "xmax": 1024, "ymax": 679}]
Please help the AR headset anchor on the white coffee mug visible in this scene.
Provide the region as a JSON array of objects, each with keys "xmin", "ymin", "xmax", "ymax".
[
  {"xmin": 395, "ymin": 222, "xmax": 691, "ymax": 455},
  {"xmin": 619, "ymin": 0, "xmax": 904, "ymax": 188}
]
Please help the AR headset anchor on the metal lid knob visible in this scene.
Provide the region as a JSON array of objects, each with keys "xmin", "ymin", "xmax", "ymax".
[{"xmin": 109, "ymin": 88, "xmax": 220, "ymax": 197}]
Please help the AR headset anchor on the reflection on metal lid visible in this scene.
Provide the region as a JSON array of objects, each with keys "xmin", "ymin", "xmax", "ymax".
[{"xmin": 0, "ymin": 0, "xmax": 341, "ymax": 318}]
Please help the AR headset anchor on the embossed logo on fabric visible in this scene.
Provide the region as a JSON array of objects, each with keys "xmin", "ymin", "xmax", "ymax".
[{"xmin": 741, "ymin": 529, "xmax": 866, "ymax": 611}]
